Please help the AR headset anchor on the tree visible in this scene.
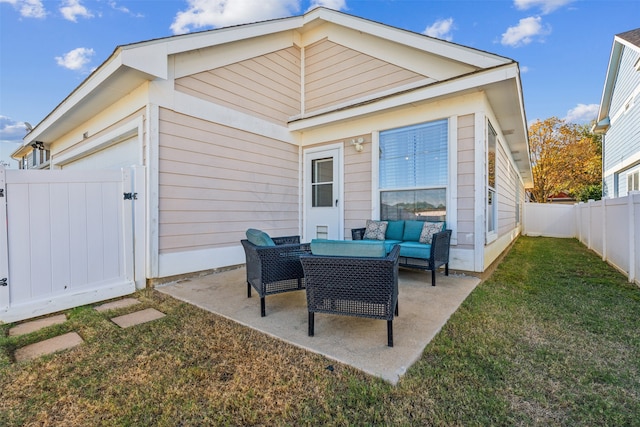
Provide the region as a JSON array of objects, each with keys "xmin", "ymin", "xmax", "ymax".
[{"xmin": 528, "ymin": 117, "xmax": 602, "ymax": 203}]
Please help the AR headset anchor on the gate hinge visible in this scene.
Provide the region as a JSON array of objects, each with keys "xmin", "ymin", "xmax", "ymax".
[
  {"xmin": 0, "ymin": 188, "xmax": 4, "ymax": 197},
  {"xmin": 0, "ymin": 278, "xmax": 7, "ymax": 287},
  {"xmin": 123, "ymin": 192, "xmax": 137, "ymax": 200}
]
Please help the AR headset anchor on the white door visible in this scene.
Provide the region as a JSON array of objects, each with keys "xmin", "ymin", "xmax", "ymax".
[{"xmin": 304, "ymin": 145, "xmax": 343, "ymax": 241}]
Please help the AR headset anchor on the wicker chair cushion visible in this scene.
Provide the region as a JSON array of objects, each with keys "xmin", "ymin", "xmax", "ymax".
[
  {"xmin": 419, "ymin": 221, "xmax": 445, "ymax": 244},
  {"xmin": 310, "ymin": 239, "xmax": 386, "ymax": 257},
  {"xmin": 402, "ymin": 220, "xmax": 425, "ymax": 242},
  {"xmin": 246, "ymin": 228, "xmax": 276, "ymax": 246},
  {"xmin": 363, "ymin": 220, "xmax": 388, "ymax": 240},
  {"xmin": 385, "ymin": 220, "xmax": 405, "ymax": 240}
]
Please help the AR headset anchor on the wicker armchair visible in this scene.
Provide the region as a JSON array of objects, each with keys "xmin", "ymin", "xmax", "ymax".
[
  {"xmin": 241, "ymin": 236, "xmax": 311, "ymax": 317},
  {"xmin": 300, "ymin": 245, "xmax": 401, "ymax": 347}
]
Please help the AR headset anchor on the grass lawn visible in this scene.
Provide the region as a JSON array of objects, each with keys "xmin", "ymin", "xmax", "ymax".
[{"xmin": 1, "ymin": 236, "xmax": 639, "ymax": 426}]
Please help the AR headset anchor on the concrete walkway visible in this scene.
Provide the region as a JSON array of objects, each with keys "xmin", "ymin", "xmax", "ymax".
[{"xmin": 158, "ymin": 267, "xmax": 480, "ymax": 384}]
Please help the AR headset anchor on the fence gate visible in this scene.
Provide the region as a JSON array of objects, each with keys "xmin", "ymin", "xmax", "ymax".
[{"xmin": 0, "ymin": 166, "xmax": 141, "ymax": 323}]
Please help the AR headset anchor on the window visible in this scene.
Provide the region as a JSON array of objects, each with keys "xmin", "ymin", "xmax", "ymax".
[
  {"xmin": 628, "ymin": 170, "xmax": 640, "ymax": 193},
  {"xmin": 487, "ymin": 123, "xmax": 497, "ymax": 236},
  {"xmin": 311, "ymin": 158, "xmax": 333, "ymax": 207},
  {"xmin": 379, "ymin": 119, "xmax": 448, "ymax": 221}
]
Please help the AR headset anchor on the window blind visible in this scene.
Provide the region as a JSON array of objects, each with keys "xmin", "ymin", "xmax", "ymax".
[{"xmin": 379, "ymin": 119, "xmax": 448, "ymax": 189}]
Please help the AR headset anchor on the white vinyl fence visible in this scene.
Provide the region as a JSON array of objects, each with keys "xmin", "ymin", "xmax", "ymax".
[
  {"xmin": 0, "ymin": 166, "xmax": 145, "ymax": 323},
  {"xmin": 523, "ymin": 192, "xmax": 640, "ymax": 286}
]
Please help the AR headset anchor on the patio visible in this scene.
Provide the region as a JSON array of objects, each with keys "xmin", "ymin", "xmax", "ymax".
[{"xmin": 157, "ymin": 266, "xmax": 480, "ymax": 384}]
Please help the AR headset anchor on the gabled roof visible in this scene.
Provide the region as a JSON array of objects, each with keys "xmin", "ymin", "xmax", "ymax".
[
  {"xmin": 17, "ymin": 7, "xmax": 531, "ymax": 183},
  {"xmin": 594, "ymin": 27, "xmax": 640, "ymax": 134}
]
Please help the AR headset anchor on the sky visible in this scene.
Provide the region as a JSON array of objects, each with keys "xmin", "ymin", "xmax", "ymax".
[{"xmin": 1, "ymin": 0, "xmax": 639, "ymax": 166}]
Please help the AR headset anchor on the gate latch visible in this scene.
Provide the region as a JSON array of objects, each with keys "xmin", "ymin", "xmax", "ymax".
[
  {"xmin": 0, "ymin": 278, "xmax": 7, "ymax": 287},
  {"xmin": 123, "ymin": 192, "xmax": 137, "ymax": 200}
]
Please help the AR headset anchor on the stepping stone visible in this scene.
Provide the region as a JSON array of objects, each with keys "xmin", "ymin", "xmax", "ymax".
[
  {"xmin": 94, "ymin": 297, "xmax": 141, "ymax": 312},
  {"xmin": 111, "ymin": 308, "xmax": 165, "ymax": 328},
  {"xmin": 9, "ymin": 314, "xmax": 67, "ymax": 337},
  {"xmin": 14, "ymin": 332, "xmax": 84, "ymax": 362}
]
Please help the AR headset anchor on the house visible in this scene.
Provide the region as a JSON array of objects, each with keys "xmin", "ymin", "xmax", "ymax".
[
  {"xmin": 12, "ymin": 7, "xmax": 532, "ymax": 283},
  {"xmin": 593, "ymin": 27, "xmax": 640, "ymax": 198}
]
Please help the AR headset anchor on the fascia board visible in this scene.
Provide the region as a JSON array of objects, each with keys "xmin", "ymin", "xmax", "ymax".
[
  {"xmin": 306, "ymin": 8, "xmax": 511, "ymax": 69},
  {"xmin": 596, "ymin": 40, "xmax": 623, "ymax": 124},
  {"xmin": 289, "ymin": 65, "xmax": 519, "ymax": 131},
  {"xmin": 162, "ymin": 16, "xmax": 304, "ymax": 55}
]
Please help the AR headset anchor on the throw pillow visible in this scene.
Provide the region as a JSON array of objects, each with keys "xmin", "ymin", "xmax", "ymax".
[
  {"xmin": 419, "ymin": 222, "xmax": 445, "ymax": 244},
  {"xmin": 246, "ymin": 228, "xmax": 276, "ymax": 246},
  {"xmin": 363, "ymin": 220, "xmax": 388, "ymax": 240}
]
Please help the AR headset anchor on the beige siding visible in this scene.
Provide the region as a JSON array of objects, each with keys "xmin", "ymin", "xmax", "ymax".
[
  {"xmin": 496, "ymin": 141, "xmax": 517, "ymax": 237},
  {"xmin": 343, "ymin": 135, "xmax": 373, "ymax": 237},
  {"xmin": 305, "ymin": 39, "xmax": 425, "ymax": 113},
  {"xmin": 158, "ymin": 108, "xmax": 299, "ymax": 253},
  {"xmin": 175, "ymin": 47, "xmax": 301, "ymax": 125},
  {"xmin": 457, "ymin": 114, "xmax": 475, "ymax": 249}
]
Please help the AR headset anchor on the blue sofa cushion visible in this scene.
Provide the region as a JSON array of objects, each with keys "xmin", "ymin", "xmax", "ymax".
[
  {"xmin": 385, "ymin": 220, "xmax": 405, "ymax": 241},
  {"xmin": 363, "ymin": 220, "xmax": 388, "ymax": 240},
  {"xmin": 246, "ymin": 228, "xmax": 275, "ymax": 246},
  {"xmin": 419, "ymin": 221, "xmax": 445, "ymax": 244},
  {"xmin": 383, "ymin": 240, "xmax": 403, "ymax": 254},
  {"xmin": 310, "ymin": 239, "xmax": 386, "ymax": 258},
  {"xmin": 402, "ymin": 220, "xmax": 425, "ymax": 242},
  {"xmin": 399, "ymin": 241, "xmax": 432, "ymax": 259}
]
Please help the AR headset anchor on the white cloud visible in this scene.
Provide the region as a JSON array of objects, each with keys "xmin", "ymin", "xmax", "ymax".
[
  {"xmin": 424, "ymin": 18, "xmax": 454, "ymax": 41},
  {"xmin": 0, "ymin": 116, "xmax": 27, "ymax": 167},
  {"xmin": 0, "ymin": 0, "xmax": 47, "ymax": 18},
  {"xmin": 564, "ymin": 103, "xmax": 599, "ymax": 124},
  {"xmin": 108, "ymin": 0, "xmax": 144, "ymax": 18},
  {"xmin": 307, "ymin": 0, "xmax": 346, "ymax": 11},
  {"xmin": 60, "ymin": 0, "xmax": 93, "ymax": 22},
  {"xmin": 501, "ymin": 16, "xmax": 550, "ymax": 47},
  {"xmin": 514, "ymin": 0, "xmax": 574, "ymax": 14},
  {"xmin": 170, "ymin": 0, "xmax": 301, "ymax": 35},
  {"xmin": 520, "ymin": 65, "xmax": 530, "ymax": 73},
  {"xmin": 55, "ymin": 47, "xmax": 95, "ymax": 71}
]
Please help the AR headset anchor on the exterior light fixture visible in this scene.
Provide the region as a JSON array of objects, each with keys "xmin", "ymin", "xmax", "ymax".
[{"xmin": 350, "ymin": 137, "xmax": 365, "ymax": 152}]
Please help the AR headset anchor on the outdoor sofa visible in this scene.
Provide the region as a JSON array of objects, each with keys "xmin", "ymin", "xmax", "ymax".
[
  {"xmin": 300, "ymin": 240, "xmax": 401, "ymax": 347},
  {"xmin": 352, "ymin": 220, "xmax": 452, "ymax": 286},
  {"xmin": 241, "ymin": 229, "xmax": 311, "ymax": 317}
]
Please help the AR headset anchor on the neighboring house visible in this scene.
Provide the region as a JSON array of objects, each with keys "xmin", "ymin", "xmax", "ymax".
[
  {"xmin": 12, "ymin": 8, "xmax": 532, "ymax": 282},
  {"xmin": 594, "ymin": 27, "xmax": 640, "ymax": 198}
]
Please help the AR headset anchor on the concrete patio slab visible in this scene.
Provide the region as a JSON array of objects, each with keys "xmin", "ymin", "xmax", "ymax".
[
  {"xmin": 14, "ymin": 332, "xmax": 83, "ymax": 362},
  {"xmin": 94, "ymin": 297, "xmax": 141, "ymax": 312},
  {"xmin": 158, "ymin": 266, "xmax": 480, "ymax": 385},
  {"xmin": 9, "ymin": 314, "xmax": 68, "ymax": 337},
  {"xmin": 111, "ymin": 308, "xmax": 166, "ymax": 328}
]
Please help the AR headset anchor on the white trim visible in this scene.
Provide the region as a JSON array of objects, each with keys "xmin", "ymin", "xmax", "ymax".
[
  {"xmin": 146, "ymin": 103, "xmax": 160, "ymax": 278},
  {"xmin": 289, "ymin": 65, "xmax": 519, "ymax": 131},
  {"xmin": 604, "ymin": 151, "xmax": 640, "ymax": 178},
  {"xmin": 172, "ymin": 91, "xmax": 295, "ymax": 144},
  {"xmin": 448, "ymin": 116, "xmax": 458, "ymax": 245},
  {"xmin": 158, "ymin": 246, "xmax": 245, "ymax": 278},
  {"xmin": 473, "ymin": 112, "xmax": 486, "ymax": 272},
  {"xmin": 51, "ymin": 117, "xmax": 142, "ymax": 167},
  {"xmin": 371, "ymin": 131, "xmax": 380, "ymax": 220}
]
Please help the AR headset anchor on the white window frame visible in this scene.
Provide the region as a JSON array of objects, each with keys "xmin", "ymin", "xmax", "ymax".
[{"xmin": 486, "ymin": 122, "xmax": 498, "ymax": 243}]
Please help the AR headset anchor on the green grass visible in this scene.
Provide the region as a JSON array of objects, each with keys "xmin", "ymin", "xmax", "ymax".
[{"xmin": 1, "ymin": 237, "xmax": 639, "ymax": 426}]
